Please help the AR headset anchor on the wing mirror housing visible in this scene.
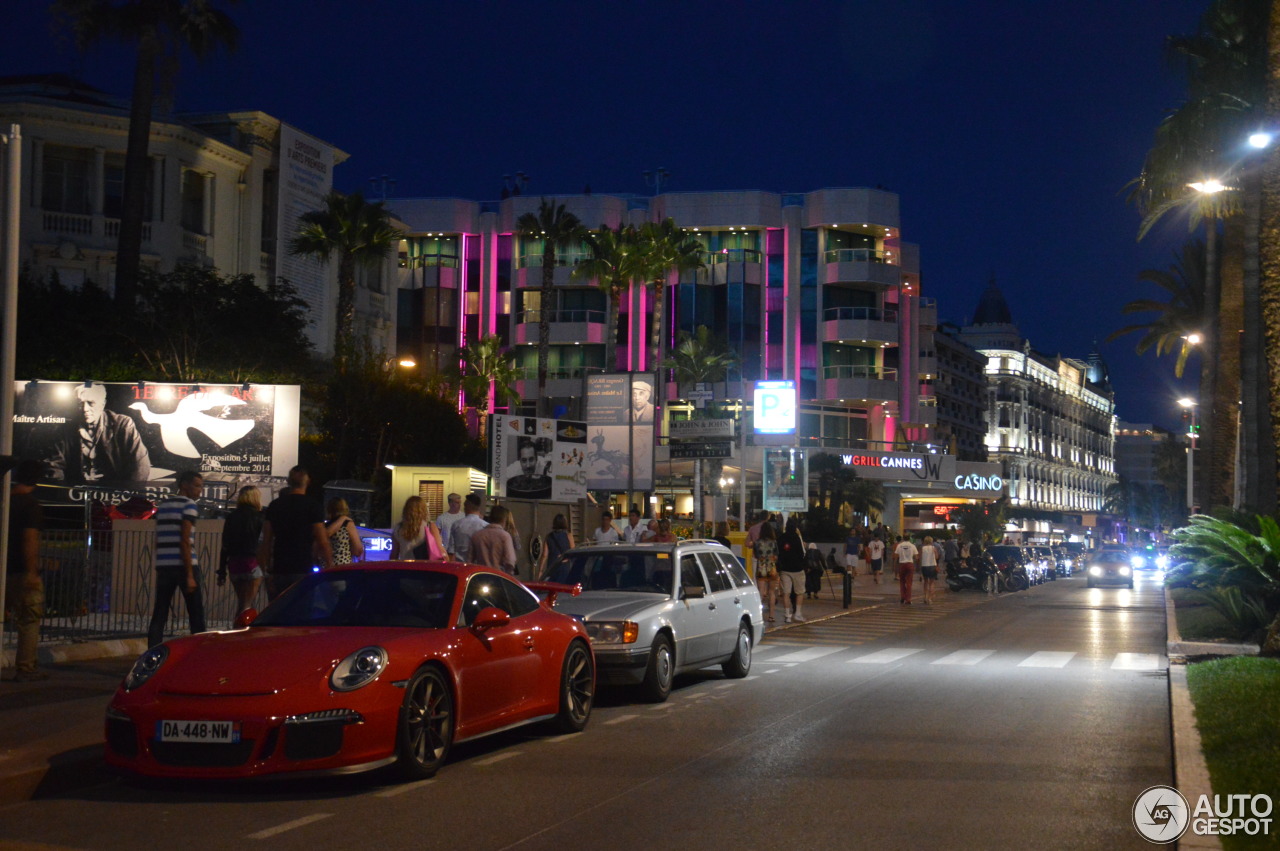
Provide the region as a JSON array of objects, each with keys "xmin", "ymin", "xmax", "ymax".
[
  {"xmin": 472, "ymin": 606, "xmax": 511, "ymax": 631},
  {"xmin": 234, "ymin": 608, "xmax": 258, "ymax": 628},
  {"xmin": 681, "ymin": 585, "xmax": 706, "ymax": 599}
]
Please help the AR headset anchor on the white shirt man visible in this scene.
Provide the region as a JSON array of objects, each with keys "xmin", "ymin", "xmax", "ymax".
[
  {"xmin": 450, "ymin": 494, "xmax": 489, "ymax": 562},
  {"xmin": 590, "ymin": 511, "xmax": 621, "ymax": 544},
  {"xmin": 435, "ymin": 493, "xmax": 463, "ymax": 553},
  {"xmin": 621, "ymin": 510, "xmax": 647, "ymax": 544}
]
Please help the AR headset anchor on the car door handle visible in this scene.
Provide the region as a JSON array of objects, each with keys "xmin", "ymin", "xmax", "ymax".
[
  {"xmin": 524, "ymin": 636, "xmax": 535, "ymax": 650},
  {"xmin": 707, "ymin": 602, "xmax": 717, "ymax": 610}
]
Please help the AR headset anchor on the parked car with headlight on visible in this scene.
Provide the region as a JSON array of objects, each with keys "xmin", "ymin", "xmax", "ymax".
[
  {"xmin": 105, "ymin": 562, "xmax": 594, "ymax": 781},
  {"xmin": 1085, "ymin": 550, "xmax": 1134, "ymax": 588},
  {"xmin": 544, "ymin": 539, "xmax": 764, "ymax": 702}
]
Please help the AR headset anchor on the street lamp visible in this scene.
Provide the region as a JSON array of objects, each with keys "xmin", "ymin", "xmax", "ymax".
[{"xmin": 1178, "ymin": 397, "xmax": 1198, "ymax": 513}]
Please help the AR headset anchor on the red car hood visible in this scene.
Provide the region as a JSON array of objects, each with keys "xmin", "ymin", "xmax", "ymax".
[{"xmin": 157, "ymin": 627, "xmax": 430, "ymax": 697}]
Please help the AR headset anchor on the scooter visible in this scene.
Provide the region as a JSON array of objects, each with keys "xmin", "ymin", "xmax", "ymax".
[{"xmin": 945, "ymin": 558, "xmax": 984, "ymax": 591}]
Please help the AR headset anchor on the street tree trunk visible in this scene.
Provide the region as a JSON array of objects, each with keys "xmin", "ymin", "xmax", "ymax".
[
  {"xmin": 1241, "ymin": 171, "xmax": 1278, "ymax": 512},
  {"xmin": 115, "ymin": 26, "xmax": 160, "ymax": 313},
  {"xmin": 1215, "ymin": 218, "xmax": 1245, "ymax": 508},
  {"xmin": 1262, "ymin": 0, "xmax": 1280, "ymax": 506},
  {"xmin": 1199, "ymin": 221, "xmax": 1220, "ymax": 512}
]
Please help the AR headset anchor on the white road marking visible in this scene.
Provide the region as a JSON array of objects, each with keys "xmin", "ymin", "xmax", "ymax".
[
  {"xmin": 248, "ymin": 814, "xmax": 332, "ymax": 839},
  {"xmin": 744, "ymin": 675, "xmax": 760, "ymax": 681},
  {"xmin": 932, "ymin": 649, "xmax": 996, "ymax": 666},
  {"xmin": 850, "ymin": 647, "xmax": 922, "ymax": 664},
  {"xmin": 1018, "ymin": 651, "xmax": 1076, "ymax": 668},
  {"xmin": 650, "ymin": 703, "xmax": 674, "ymax": 711},
  {"xmin": 474, "ymin": 751, "xmax": 523, "ymax": 767},
  {"xmin": 1112, "ymin": 652, "xmax": 1162, "ymax": 670},
  {"xmin": 768, "ymin": 646, "xmax": 847, "ymax": 663},
  {"xmin": 713, "ymin": 682, "xmax": 737, "ymax": 690},
  {"xmin": 375, "ymin": 779, "xmax": 436, "ymax": 798},
  {"xmin": 604, "ymin": 714, "xmax": 638, "ymax": 725},
  {"xmin": 541, "ymin": 733, "xmax": 580, "ymax": 743},
  {"xmin": 762, "ymin": 668, "xmax": 781, "ymax": 674}
]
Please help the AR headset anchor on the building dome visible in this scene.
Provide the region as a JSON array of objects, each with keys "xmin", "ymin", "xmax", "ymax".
[{"xmin": 973, "ymin": 278, "xmax": 1013, "ymax": 326}]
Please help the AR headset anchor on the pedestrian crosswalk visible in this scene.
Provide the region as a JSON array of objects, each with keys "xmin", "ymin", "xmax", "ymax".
[
  {"xmin": 750, "ymin": 643, "xmax": 1166, "ymax": 671},
  {"xmin": 765, "ymin": 597, "xmax": 986, "ymax": 647}
]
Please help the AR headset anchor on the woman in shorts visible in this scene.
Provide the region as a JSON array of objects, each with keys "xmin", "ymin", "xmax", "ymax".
[
  {"xmin": 753, "ymin": 521, "xmax": 780, "ymax": 622},
  {"xmin": 219, "ymin": 486, "xmax": 264, "ymax": 613},
  {"xmin": 920, "ymin": 535, "xmax": 940, "ymax": 604}
]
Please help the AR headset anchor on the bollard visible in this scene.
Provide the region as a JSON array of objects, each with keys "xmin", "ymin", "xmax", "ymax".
[{"xmin": 842, "ymin": 569, "xmax": 852, "ymax": 608}]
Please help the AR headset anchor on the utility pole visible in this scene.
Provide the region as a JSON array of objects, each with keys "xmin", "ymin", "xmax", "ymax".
[{"xmin": 0, "ymin": 124, "xmax": 22, "ymax": 632}]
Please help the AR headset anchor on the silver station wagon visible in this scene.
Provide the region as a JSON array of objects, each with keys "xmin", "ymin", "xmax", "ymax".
[{"xmin": 544, "ymin": 540, "xmax": 764, "ymax": 702}]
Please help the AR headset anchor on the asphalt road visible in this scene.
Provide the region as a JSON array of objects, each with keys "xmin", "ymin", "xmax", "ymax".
[{"xmin": 0, "ymin": 570, "xmax": 1170, "ymax": 850}]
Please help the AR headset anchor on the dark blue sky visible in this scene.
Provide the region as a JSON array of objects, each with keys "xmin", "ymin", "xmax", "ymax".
[{"xmin": 4, "ymin": 0, "xmax": 1213, "ymax": 428}]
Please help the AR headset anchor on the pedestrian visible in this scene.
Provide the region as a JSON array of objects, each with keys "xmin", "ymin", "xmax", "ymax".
[
  {"xmin": 536, "ymin": 513, "xmax": 575, "ymax": 577},
  {"xmin": 844, "ymin": 527, "xmax": 861, "ymax": 578},
  {"xmin": 752, "ymin": 520, "xmax": 779, "ymax": 623},
  {"xmin": 589, "ymin": 509, "xmax": 621, "ymax": 544},
  {"xmin": 325, "ymin": 497, "xmax": 365, "ymax": 565},
  {"xmin": 777, "ymin": 517, "xmax": 807, "ymax": 622},
  {"xmin": 469, "ymin": 504, "xmax": 518, "ymax": 574},
  {"xmin": 649, "ymin": 517, "xmax": 677, "ymax": 543},
  {"xmin": 392, "ymin": 495, "xmax": 446, "ymax": 560},
  {"xmin": 745, "ymin": 510, "xmax": 768, "ymax": 547},
  {"xmin": 804, "ymin": 542, "xmax": 825, "ymax": 599},
  {"xmin": 920, "ymin": 535, "xmax": 940, "ymax": 604},
  {"xmin": 6, "ymin": 458, "xmax": 48, "ymax": 681},
  {"xmin": 867, "ymin": 534, "xmax": 885, "ymax": 585},
  {"xmin": 435, "ymin": 492, "xmax": 464, "ymax": 554},
  {"xmin": 712, "ymin": 520, "xmax": 732, "ymax": 549},
  {"xmin": 448, "ymin": 493, "xmax": 488, "ymax": 562},
  {"xmin": 218, "ymin": 485, "xmax": 264, "ymax": 614},
  {"xmin": 621, "ymin": 508, "xmax": 648, "ymax": 544},
  {"xmin": 894, "ymin": 534, "xmax": 919, "ymax": 605},
  {"xmin": 147, "ymin": 471, "xmax": 206, "ymax": 648},
  {"xmin": 259, "ymin": 466, "xmax": 332, "ymax": 601},
  {"xmin": 500, "ymin": 509, "xmax": 523, "ymax": 574},
  {"xmin": 942, "ymin": 536, "xmax": 961, "ymax": 590}
]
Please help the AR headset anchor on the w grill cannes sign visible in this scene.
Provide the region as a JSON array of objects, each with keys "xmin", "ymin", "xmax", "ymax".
[{"xmin": 829, "ymin": 451, "xmax": 1006, "ymax": 496}]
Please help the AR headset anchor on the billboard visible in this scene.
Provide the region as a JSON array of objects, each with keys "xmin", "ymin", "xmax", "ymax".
[
  {"xmin": 12, "ymin": 380, "xmax": 300, "ymax": 503},
  {"xmin": 491, "ymin": 415, "xmax": 589, "ymax": 500},
  {"xmin": 585, "ymin": 373, "xmax": 654, "ymax": 491},
  {"xmin": 763, "ymin": 447, "xmax": 808, "ymax": 512},
  {"xmin": 277, "ymin": 123, "xmax": 335, "ymax": 353},
  {"xmin": 754, "ymin": 380, "xmax": 796, "ymax": 434}
]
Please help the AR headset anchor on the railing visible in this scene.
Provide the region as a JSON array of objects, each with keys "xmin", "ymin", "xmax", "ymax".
[
  {"xmin": 700, "ymin": 248, "xmax": 762, "ymax": 265},
  {"xmin": 4, "ymin": 522, "xmax": 267, "ymax": 648},
  {"xmin": 919, "ymin": 394, "xmax": 938, "ymax": 407},
  {"xmin": 182, "ymin": 229, "xmax": 208, "ymax": 253},
  {"xmin": 42, "ymin": 211, "xmax": 92, "ymax": 236},
  {"xmin": 400, "ymin": 252, "xmax": 460, "ymax": 269},
  {"xmin": 515, "ymin": 252, "xmax": 591, "ymax": 269},
  {"xmin": 104, "ymin": 218, "xmax": 152, "ymax": 241},
  {"xmin": 824, "ymin": 247, "xmax": 889, "ymax": 264},
  {"xmin": 516, "ymin": 309, "xmax": 607, "ymax": 325},
  {"xmin": 821, "ymin": 364, "xmax": 898, "ymax": 381},
  {"xmin": 260, "ymin": 251, "xmax": 275, "ymax": 273},
  {"xmin": 517, "ymin": 366, "xmax": 608, "ymax": 381},
  {"xmin": 823, "ymin": 306, "xmax": 897, "ymax": 322}
]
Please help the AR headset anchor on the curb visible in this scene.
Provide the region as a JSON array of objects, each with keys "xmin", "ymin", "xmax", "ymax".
[
  {"xmin": 3, "ymin": 637, "xmax": 147, "ymax": 669},
  {"xmin": 1169, "ymin": 665, "xmax": 1221, "ymax": 850},
  {"xmin": 1164, "ymin": 587, "xmax": 1260, "ymax": 659}
]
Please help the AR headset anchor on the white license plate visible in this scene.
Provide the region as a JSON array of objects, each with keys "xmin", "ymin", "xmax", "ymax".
[{"xmin": 155, "ymin": 720, "xmax": 241, "ymax": 743}]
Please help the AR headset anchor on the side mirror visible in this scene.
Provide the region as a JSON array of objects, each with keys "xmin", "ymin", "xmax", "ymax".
[
  {"xmin": 681, "ymin": 585, "xmax": 706, "ymax": 599},
  {"xmin": 471, "ymin": 606, "xmax": 511, "ymax": 631},
  {"xmin": 234, "ymin": 608, "xmax": 258, "ymax": 628}
]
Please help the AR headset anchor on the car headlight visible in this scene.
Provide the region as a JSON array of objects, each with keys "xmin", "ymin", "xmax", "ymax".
[
  {"xmin": 1131, "ymin": 555, "xmax": 1145, "ymax": 568},
  {"xmin": 331, "ymin": 646, "xmax": 388, "ymax": 692},
  {"xmin": 1088, "ymin": 565, "xmax": 1102, "ymax": 577},
  {"xmin": 584, "ymin": 621, "xmax": 639, "ymax": 645},
  {"xmin": 1119, "ymin": 567, "xmax": 1131, "ymax": 576},
  {"xmin": 1156, "ymin": 555, "xmax": 1170, "ymax": 569},
  {"xmin": 124, "ymin": 646, "xmax": 169, "ymax": 691}
]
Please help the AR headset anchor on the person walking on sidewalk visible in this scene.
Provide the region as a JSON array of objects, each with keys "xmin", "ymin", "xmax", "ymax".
[
  {"xmin": 148, "ymin": 471, "xmax": 207, "ymax": 648},
  {"xmin": 844, "ymin": 528, "xmax": 861, "ymax": 580},
  {"xmin": 919, "ymin": 535, "xmax": 940, "ymax": 604},
  {"xmin": 777, "ymin": 517, "xmax": 807, "ymax": 622},
  {"xmin": 6, "ymin": 459, "xmax": 48, "ymax": 681},
  {"xmin": 219, "ymin": 485, "xmax": 264, "ymax": 614},
  {"xmin": 260, "ymin": 466, "xmax": 332, "ymax": 601},
  {"xmin": 867, "ymin": 535, "xmax": 885, "ymax": 585},
  {"xmin": 894, "ymin": 534, "xmax": 919, "ymax": 605},
  {"xmin": 752, "ymin": 521, "xmax": 780, "ymax": 623}
]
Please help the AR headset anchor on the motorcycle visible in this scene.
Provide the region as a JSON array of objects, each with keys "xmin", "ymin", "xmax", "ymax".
[{"xmin": 945, "ymin": 556, "xmax": 990, "ymax": 592}]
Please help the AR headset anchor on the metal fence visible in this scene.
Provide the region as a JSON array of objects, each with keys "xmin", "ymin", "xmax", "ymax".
[{"xmin": 3, "ymin": 518, "xmax": 269, "ymax": 650}]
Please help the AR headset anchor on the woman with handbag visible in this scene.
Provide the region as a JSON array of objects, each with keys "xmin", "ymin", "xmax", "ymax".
[
  {"xmin": 325, "ymin": 497, "xmax": 365, "ymax": 565},
  {"xmin": 393, "ymin": 495, "xmax": 446, "ymax": 560},
  {"xmin": 536, "ymin": 514, "xmax": 575, "ymax": 578},
  {"xmin": 753, "ymin": 521, "xmax": 780, "ymax": 623}
]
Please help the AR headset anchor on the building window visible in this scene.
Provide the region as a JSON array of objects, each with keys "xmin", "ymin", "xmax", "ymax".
[
  {"xmin": 41, "ymin": 145, "xmax": 92, "ymax": 214},
  {"xmin": 103, "ymin": 154, "xmax": 155, "ymax": 220},
  {"xmin": 181, "ymin": 169, "xmax": 206, "ymax": 234}
]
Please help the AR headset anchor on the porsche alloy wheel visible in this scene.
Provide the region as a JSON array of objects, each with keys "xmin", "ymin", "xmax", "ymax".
[
  {"xmin": 641, "ymin": 635, "xmax": 674, "ymax": 703},
  {"xmin": 396, "ymin": 666, "xmax": 453, "ymax": 779},
  {"xmin": 554, "ymin": 640, "xmax": 595, "ymax": 733},
  {"xmin": 721, "ymin": 623, "xmax": 752, "ymax": 678}
]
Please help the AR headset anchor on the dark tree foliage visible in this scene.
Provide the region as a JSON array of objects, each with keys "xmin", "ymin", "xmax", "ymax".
[{"xmin": 17, "ymin": 264, "xmax": 315, "ymax": 383}]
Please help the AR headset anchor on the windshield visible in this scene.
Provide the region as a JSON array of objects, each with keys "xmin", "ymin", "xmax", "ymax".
[
  {"xmin": 547, "ymin": 550, "xmax": 674, "ymax": 593},
  {"xmin": 253, "ymin": 569, "xmax": 457, "ymax": 628}
]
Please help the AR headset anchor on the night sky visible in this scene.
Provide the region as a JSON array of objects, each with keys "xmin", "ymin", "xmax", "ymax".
[{"xmin": 3, "ymin": 0, "xmax": 1216, "ymax": 429}]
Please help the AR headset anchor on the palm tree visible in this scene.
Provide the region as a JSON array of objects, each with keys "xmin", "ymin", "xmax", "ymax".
[
  {"xmin": 634, "ymin": 219, "xmax": 704, "ymax": 383},
  {"xmin": 455, "ymin": 334, "xmax": 520, "ymax": 414},
  {"xmin": 53, "ymin": 0, "xmax": 239, "ymax": 313},
  {"xmin": 660, "ymin": 326, "xmax": 737, "ymax": 515},
  {"xmin": 1109, "ymin": 240, "xmax": 1206, "ymax": 379},
  {"xmin": 288, "ymin": 190, "xmax": 402, "ymax": 358},
  {"xmin": 515, "ymin": 199, "xmax": 586, "ymax": 415},
  {"xmin": 572, "ymin": 224, "xmax": 640, "ymax": 373}
]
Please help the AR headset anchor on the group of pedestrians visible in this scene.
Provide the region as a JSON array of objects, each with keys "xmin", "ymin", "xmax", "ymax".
[{"xmin": 747, "ymin": 511, "xmax": 822, "ymax": 624}]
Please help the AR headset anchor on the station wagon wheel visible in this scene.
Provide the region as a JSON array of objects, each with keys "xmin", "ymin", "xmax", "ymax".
[
  {"xmin": 641, "ymin": 635, "xmax": 674, "ymax": 703},
  {"xmin": 554, "ymin": 640, "xmax": 595, "ymax": 733},
  {"xmin": 721, "ymin": 622, "xmax": 752, "ymax": 678},
  {"xmin": 396, "ymin": 666, "xmax": 453, "ymax": 779}
]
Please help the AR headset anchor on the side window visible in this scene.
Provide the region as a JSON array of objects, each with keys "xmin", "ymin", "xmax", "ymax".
[
  {"xmin": 697, "ymin": 551, "xmax": 733, "ymax": 593},
  {"xmin": 460, "ymin": 574, "xmax": 511, "ymax": 626},
  {"xmin": 718, "ymin": 552, "xmax": 754, "ymax": 588},
  {"xmin": 497, "ymin": 576, "xmax": 540, "ymax": 617},
  {"xmin": 679, "ymin": 554, "xmax": 706, "ymax": 592}
]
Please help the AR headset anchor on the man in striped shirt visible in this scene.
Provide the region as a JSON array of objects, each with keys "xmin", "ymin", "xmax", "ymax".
[{"xmin": 147, "ymin": 471, "xmax": 206, "ymax": 647}]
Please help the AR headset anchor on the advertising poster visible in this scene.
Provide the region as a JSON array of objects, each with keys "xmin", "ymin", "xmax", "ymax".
[
  {"xmin": 763, "ymin": 447, "xmax": 808, "ymax": 512},
  {"xmin": 12, "ymin": 380, "xmax": 300, "ymax": 504},
  {"xmin": 585, "ymin": 373, "xmax": 654, "ymax": 491},
  {"xmin": 491, "ymin": 415, "xmax": 588, "ymax": 500},
  {"xmin": 276, "ymin": 123, "xmax": 335, "ymax": 353}
]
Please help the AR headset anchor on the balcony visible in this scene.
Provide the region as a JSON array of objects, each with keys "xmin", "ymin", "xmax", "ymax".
[
  {"xmin": 513, "ymin": 309, "xmax": 608, "ymax": 346},
  {"xmin": 514, "ymin": 252, "xmax": 589, "ymax": 289},
  {"xmin": 823, "ymin": 306, "xmax": 898, "ymax": 346},
  {"xmin": 819, "ymin": 364, "xmax": 899, "ymax": 403},
  {"xmin": 182, "ymin": 229, "xmax": 208, "ymax": 255},
  {"xmin": 700, "ymin": 248, "xmax": 761, "ymax": 265},
  {"xmin": 823, "ymin": 248, "xmax": 901, "ymax": 288},
  {"xmin": 43, "ymin": 211, "xmax": 153, "ymax": 244},
  {"xmin": 400, "ymin": 252, "xmax": 459, "ymax": 269},
  {"xmin": 918, "ymin": 355, "xmax": 938, "ymax": 377},
  {"xmin": 918, "ymin": 297, "xmax": 938, "ymax": 328},
  {"xmin": 515, "ymin": 365, "xmax": 606, "ymax": 399}
]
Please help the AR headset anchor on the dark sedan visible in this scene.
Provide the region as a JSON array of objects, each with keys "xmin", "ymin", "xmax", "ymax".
[{"xmin": 1085, "ymin": 550, "xmax": 1134, "ymax": 588}]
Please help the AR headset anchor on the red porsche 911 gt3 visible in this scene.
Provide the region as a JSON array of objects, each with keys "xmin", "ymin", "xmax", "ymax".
[{"xmin": 105, "ymin": 562, "xmax": 594, "ymax": 780}]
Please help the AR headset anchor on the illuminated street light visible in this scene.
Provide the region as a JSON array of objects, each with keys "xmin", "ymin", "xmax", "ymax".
[
  {"xmin": 1248, "ymin": 131, "xmax": 1273, "ymax": 149},
  {"xmin": 1178, "ymin": 397, "xmax": 1199, "ymax": 513},
  {"xmin": 1183, "ymin": 332, "xmax": 1203, "ymax": 346},
  {"xmin": 1188, "ymin": 179, "xmax": 1227, "ymax": 194},
  {"xmin": 397, "ymin": 357, "xmax": 417, "ymax": 368}
]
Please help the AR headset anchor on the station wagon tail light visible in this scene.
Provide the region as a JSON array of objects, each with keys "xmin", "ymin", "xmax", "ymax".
[{"xmin": 585, "ymin": 621, "xmax": 639, "ymax": 645}]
